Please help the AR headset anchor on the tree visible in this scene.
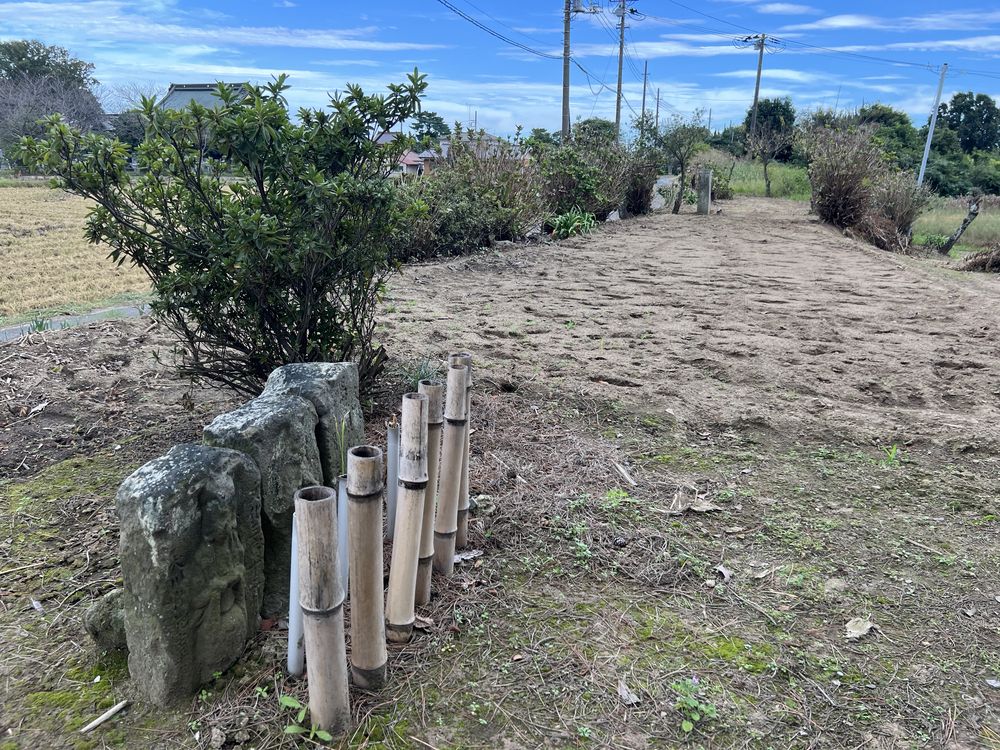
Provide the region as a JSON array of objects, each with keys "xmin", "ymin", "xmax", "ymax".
[
  {"xmin": 0, "ymin": 75, "xmax": 104, "ymax": 155},
  {"xmin": 656, "ymin": 112, "xmax": 709, "ymax": 214},
  {"xmin": 410, "ymin": 110, "xmax": 450, "ymax": 142},
  {"xmin": 939, "ymin": 92, "xmax": 1000, "ymax": 154},
  {"xmin": 18, "ymin": 73, "xmax": 427, "ymax": 395},
  {"xmin": 858, "ymin": 103, "xmax": 920, "ymax": 170},
  {"xmin": 0, "ymin": 40, "xmax": 96, "ymax": 88},
  {"xmin": 573, "ymin": 117, "xmax": 617, "ymax": 148},
  {"xmin": 746, "ymin": 125, "xmax": 794, "ymax": 197},
  {"xmin": 745, "ymin": 97, "xmax": 795, "ymax": 160},
  {"xmin": 525, "ymin": 127, "xmax": 559, "ymax": 153}
]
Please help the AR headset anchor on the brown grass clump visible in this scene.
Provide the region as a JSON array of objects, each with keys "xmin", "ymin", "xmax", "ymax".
[{"xmin": 958, "ymin": 242, "xmax": 1000, "ymax": 272}]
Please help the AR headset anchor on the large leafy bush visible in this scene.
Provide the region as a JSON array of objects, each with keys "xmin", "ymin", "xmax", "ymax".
[
  {"xmin": 19, "ymin": 73, "xmax": 426, "ymax": 394},
  {"xmin": 395, "ymin": 126, "xmax": 544, "ymax": 260}
]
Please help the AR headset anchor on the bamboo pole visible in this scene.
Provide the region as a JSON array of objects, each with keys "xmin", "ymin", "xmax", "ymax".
[
  {"xmin": 385, "ymin": 417, "xmax": 399, "ymax": 541},
  {"xmin": 415, "ymin": 379, "xmax": 444, "ymax": 605},
  {"xmin": 433, "ymin": 364, "xmax": 468, "ymax": 576},
  {"xmin": 294, "ymin": 485, "xmax": 350, "ymax": 735},
  {"xmin": 337, "ymin": 476, "xmax": 349, "ymax": 597},
  {"xmin": 286, "ymin": 512, "xmax": 305, "ymax": 677},
  {"xmin": 385, "ymin": 392, "xmax": 429, "ymax": 643},
  {"xmin": 449, "ymin": 352, "xmax": 473, "ymax": 549},
  {"xmin": 346, "ymin": 446, "xmax": 388, "ymax": 690}
]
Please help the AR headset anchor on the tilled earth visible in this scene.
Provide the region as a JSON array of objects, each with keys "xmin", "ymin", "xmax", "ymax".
[{"xmin": 1, "ymin": 198, "xmax": 998, "ymax": 749}]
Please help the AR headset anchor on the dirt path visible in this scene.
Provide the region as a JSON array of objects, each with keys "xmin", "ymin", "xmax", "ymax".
[{"xmin": 387, "ymin": 198, "xmax": 1000, "ymax": 453}]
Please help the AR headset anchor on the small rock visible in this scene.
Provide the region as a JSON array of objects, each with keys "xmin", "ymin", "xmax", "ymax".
[
  {"xmin": 83, "ymin": 589, "xmax": 127, "ymax": 652},
  {"xmin": 209, "ymin": 727, "xmax": 227, "ymax": 749}
]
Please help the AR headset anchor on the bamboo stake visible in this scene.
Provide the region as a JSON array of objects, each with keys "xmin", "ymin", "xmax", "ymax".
[
  {"xmin": 385, "ymin": 392, "xmax": 429, "ymax": 643},
  {"xmin": 287, "ymin": 512, "xmax": 305, "ymax": 677},
  {"xmin": 336, "ymin": 476, "xmax": 349, "ymax": 597},
  {"xmin": 385, "ymin": 417, "xmax": 399, "ymax": 541},
  {"xmin": 346, "ymin": 446, "xmax": 388, "ymax": 690},
  {"xmin": 448, "ymin": 352, "xmax": 474, "ymax": 549},
  {"xmin": 79, "ymin": 699, "xmax": 128, "ymax": 734},
  {"xmin": 415, "ymin": 379, "xmax": 444, "ymax": 605},
  {"xmin": 433, "ymin": 364, "xmax": 468, "ymax": 576},
  {"xmin": 295, "ymin": 485, "xmax": 351, "ymax": 734}
]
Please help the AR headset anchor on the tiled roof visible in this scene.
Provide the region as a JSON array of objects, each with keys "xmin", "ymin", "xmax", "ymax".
[{"xmin": 159, "ymin": 83, "xmax": 249, "ymax": 110}]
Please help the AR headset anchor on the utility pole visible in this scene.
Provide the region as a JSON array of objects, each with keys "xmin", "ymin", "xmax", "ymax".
[
  {"xmin": 561, "ymin": 0, "xmax": 572, "ymax": 141},
  {"xmin": 641, "ymin": 60, "xmax": 648, "ymax": 118},
  {"xmin": 655, "ymin": 88, "xmax": 660, "ymax": 129},
  {"xmin": 917, "ymin": 63, "xmax": 948, "ymax": 187},
  {"xmin": 614, "ymin": 0, "xmax": 626, "ymax": 136},
  {"xmin": 707, "ymin": 108, "xmax": 712, "ymax": 132},
  {"xmin": 749, "ymin": 33, "xmax": 765, "ymax": 136}
]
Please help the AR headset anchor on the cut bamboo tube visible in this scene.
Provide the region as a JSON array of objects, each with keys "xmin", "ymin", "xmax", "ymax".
[
  {"xmin": 346, "ymin": 446, "xmax": 388, "ymax": 690},
  {"xmin": 287, "ymin": 512, "xmax": 305, "ymax": 677},
  {"xmin": 294, "ymin": 485, "xmax": 350, "ymax": 735},
  {"xmin": 385, "ymin": 392, "xmax": 429, "ymax": 643},
  {"xmin": 448, "ymin": 352, "xmax": 473, "ymax": 549},
  {"xmin": 385, "ymin": 417, "xmax": 399, "ymax": 541},
  {"xmin": 336, "ymin": 476, "xmax": 349, "ymax": 597},
  {"xmin": 415, "ymin": 379, "xmax": 444, "ymax": 605},
  {"xmin": 433, "ymin": 364, "xmax": 468, "ymax": 576}
]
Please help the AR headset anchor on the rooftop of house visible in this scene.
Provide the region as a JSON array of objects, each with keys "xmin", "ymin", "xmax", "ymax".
[{"xmin": 159, "ymin": 83, "xmax": 249, "ymax": 111}]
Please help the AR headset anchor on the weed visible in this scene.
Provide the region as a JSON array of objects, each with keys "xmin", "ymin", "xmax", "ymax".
[
  {"xmin": 397, "ymin": 357, "xmax": 441, "ymax": 392},
  {"xmin": 671, "ymin": 677, "xmax": 718, "ymax": 734},
  {"xmin": 278, "ymin": 694, "xmax": 334, "ymax": 743},
  {"xmin": 550, "ymin": 207, "xmax": 597, "ymax": 239},
  {"xmin": 880, "ymin": 444, "xmax": 901, "ymax": 468}
]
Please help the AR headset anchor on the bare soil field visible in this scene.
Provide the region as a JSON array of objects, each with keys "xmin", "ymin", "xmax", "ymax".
[
  {"xmin": 1, "ymin": 197, "xmax": 998, "ymax": 749},
  {"xmin": 0, "ymin": 187, "xmax": 148, "ymax": 324}
]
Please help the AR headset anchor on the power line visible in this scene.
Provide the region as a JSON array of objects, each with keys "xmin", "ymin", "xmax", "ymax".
[{"xmin": 432, "ymin": 0, "xmax": 561, "ymax": 60}]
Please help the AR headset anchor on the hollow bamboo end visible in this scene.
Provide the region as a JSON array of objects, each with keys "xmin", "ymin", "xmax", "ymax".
[
  {"xmin": 347, "ymin": 445, "xmax": 384, "ymax": 496},
  {"xmin": 448, "ymin": 351, "xmax": 474, "ymax": 387},
  {"xmin": 294, "ymin": 485, "xmax": 337, "ymax": 504},
  {"xmin": 351, "ymin": 663, "xmax": 387, "ymax": 691},
  {"xmin": 444, "ymin": 365, "xmax": 468, "ymax": 421},
  {"xmin": 414, "ymin": 558, "xmax": 433, "ymax": 605},
  {"xmin": 433, "ymin": 532, "xmax": 456, "ymax": 576},
  {"xmin": 418, "ymin": 379, "xmax": 445, "ymax": 424}
]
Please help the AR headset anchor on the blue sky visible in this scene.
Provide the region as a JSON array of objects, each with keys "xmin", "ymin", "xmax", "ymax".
[{"xmin": 1, "ymin": 0, "xmax": 999, "ymax": 134}]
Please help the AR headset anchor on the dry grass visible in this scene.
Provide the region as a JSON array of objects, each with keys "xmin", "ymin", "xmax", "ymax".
[
  {"xmin": 0, "ymin": 186, "xmax": 149, "ymax": 324},
  {"xmin": 913, "ymin": 204, "xmax": 1000, "ymax": 252}
]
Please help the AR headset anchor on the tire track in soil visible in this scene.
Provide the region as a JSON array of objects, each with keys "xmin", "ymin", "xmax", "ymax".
[{"xmin": 384, "ymin": 197, "xmax": 1000, "ymax": 453}]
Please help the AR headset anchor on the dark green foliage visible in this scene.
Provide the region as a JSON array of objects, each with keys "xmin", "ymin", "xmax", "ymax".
[
  {"xmin": 0, "ymin": 39, "xmax": 96, "ymax": 88},
  {"xmin": 939, "ymin": 92, "xmax": 1000, "ymax": 154},
  {"xmin": 859, "ymin": 103, "xmax": 921, "ymax": 170},
  {"xmin": 654, "ymin": 112, "xmax": 709, "ymax": 214},
  {"xmin": 18, "ymin": 73, "xmax": 427, "ymax": 395},
  {"xmin": 745, "ymin": 97, "xmax": 795, "ymax": 160},
  {"xmin": 572, "ymin": 118, "xmax": 617, "ymax": 148},
  {"xmin": 410, "ymin": 110, "xmax": 450, "ymax": 142},
  {"xmin": 540, "ymin": 140, "xmax": 629, "ymax": 220},
  {"xmin": 526, "ymin": 127, "xmax": 560, "ymax": 152},
  {"xmin": 708, "ymin": 125, "xmax": 746, "ymax": 157}
]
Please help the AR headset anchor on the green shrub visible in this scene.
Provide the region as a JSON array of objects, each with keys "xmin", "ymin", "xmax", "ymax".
[
  {"xmin": 18, "ymin": 73, "xmax": 426, "ymax": 395},
  {"xmin": 549, "ymin": 207, "xmax": 596, "ymax": 239},
  {"xmin": 540, "ymin": 138, "xmax": 630, "ymax": 220},
  {"xmin": 395, "ymin": 126, "xmax": 544, "ymax": 260},
  {"xmin": 623, "ymin": 154, "xmax": 658, "ymax": 216}
]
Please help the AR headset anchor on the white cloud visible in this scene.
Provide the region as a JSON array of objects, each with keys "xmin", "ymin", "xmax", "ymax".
[
  {"xmin": 784, "ymin": 10, "xmax": 1000, "ymax": 32},
  {"xmin": 713, "ymin": 67, "xmax": 824, "ymax": 83},
  {"xmin": 783, "ymin": 14, "xmax": 885, "ymax": 31},
  {"xmin": 274, "ymin": 0, "xmax": 297, "ymax": 7},
  {"xmin": 755, "ymin": 3, "xmax": 819, "ymax": 15},
  {"xmin": 0, "ymin": 1, "xmax": 443, "ymax": 51}
]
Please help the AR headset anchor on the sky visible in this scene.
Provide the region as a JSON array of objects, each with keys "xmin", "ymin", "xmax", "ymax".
[{"xmin": 1, "ymin": 0, "xmax": 999, "ymax": 135}]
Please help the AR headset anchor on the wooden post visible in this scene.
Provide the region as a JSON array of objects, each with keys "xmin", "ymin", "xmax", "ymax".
[
  {"xmin": 294, "ymin": 485, "xmax": 350, "ymax": 734},
  {"xmin": 449, "ymin": 352, "xmax": 473, "ymax": 548},
  {"xmin": 697, "ymin": 168, "xmax": 712, "ymax": 215},
  {"xmin": 433, "ymin": 364, "xmax": 468, "ymax": 576},
  {"xmin": 385, "ymin": 393, "xmax": 429, "ymax": 643},
  {"xmin": 415, "ymin": 379, "xmax": 444, "ymax": 605},
  {"xmin": 346, "ymin": 446, "xmax": 388, "ymax": 689}
]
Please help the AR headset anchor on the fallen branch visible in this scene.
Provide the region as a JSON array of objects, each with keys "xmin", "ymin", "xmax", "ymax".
[{"xmin": 79, "ymin": 699, "xmax": 129, "ymax": 734}]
